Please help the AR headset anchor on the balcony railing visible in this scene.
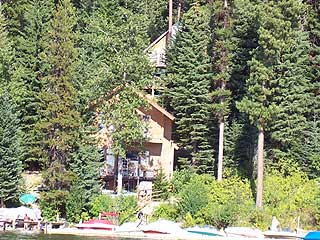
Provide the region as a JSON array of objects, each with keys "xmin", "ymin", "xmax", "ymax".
[{"xmin": 149, "ymin": 52, "xmax": 166, "ymax": 68}]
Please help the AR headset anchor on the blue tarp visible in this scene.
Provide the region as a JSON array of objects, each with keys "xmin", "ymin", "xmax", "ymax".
[{"xmin": 305, "ymin": 231, "xmax": 320, "ymax": 240}]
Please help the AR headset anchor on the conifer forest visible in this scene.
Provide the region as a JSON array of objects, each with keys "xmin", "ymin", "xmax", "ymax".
[{"xmin": 0, "ymin": 0, "xmax": 319, "ymax": 229}]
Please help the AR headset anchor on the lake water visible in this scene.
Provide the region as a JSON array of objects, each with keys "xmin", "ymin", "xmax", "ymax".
[{"xmin": 0, "ymin": 233, "xmax": 132, "ymax": 240}]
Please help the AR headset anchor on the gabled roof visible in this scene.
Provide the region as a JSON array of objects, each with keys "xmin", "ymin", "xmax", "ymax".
[
  {"xmin": 143, "ymin": 95, "xmax": 175, "ymax": 121},
  {"xmin": 143, "ymin": 30, "xmax": 169, "ymax": 53},
  {"xmin": 144, "ymin": 24, "xmax": 180, "ymax": 53}
]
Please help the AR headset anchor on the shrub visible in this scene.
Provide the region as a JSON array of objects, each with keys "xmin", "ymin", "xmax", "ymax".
[
  {"xmin": 177, "ymin": 174, "xmax": 213, "ymax": 217},
  {"xmin": 200, "ymin": 177, "xmax": 254, "ymax": 229},
  {"xmin": 182, "ymin": 212, "xmax": 196, "ymax": 228},
  {"xmin": 171, "ymin": 169, "xmax": 195, "ymax": 194},
  {"xmin": 66, "ymin": 186, "xmax": 87, "ymax": 223},
  {"xmin": 263, "ymin": 171, "xmax": 320, "ymax": 230},
  {"xmin": 89, "ymin": 194, "xmax": 138, "ymax": 224},
  {"xmin": 40, "ymin": 190, "xmax": 68, "ymax": 221},
  {"xmin": 90, "ymin": 194, "xmax": 115, "ymax": 217},
  {"xmin": 153, "ymin": 168, "xmax": 170, "ymax": 200},
  {"xmin": 153, "ymin": 203, "xmax": 178, "ymax": 221},
  {"xmin": 116, "ymin": 195, "xmax": 138, "ymax": 224}
]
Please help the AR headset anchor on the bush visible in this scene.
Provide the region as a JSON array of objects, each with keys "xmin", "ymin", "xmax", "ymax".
[
  {"xmin": 262, "ymin": 171, "xmax": 320, "ymax": 230},
  {"xmin": 200, "ymin": 177, "xmax": 254, "ymax": 229},
  {"xmin": 171, "ymin": 169, "xmax": 195, "ymax": 194},
  {"xmin": 89, "ymin": 194, "xmax": 138, "ymax": 224},
  {"xmin": 177, "ymin": 174, "xmax": 213, "ymax": 217},
  {"xmin": 40, "ymin": 190, "xmax": 69, "ymax": 221},
  {"xmin": 90, "ymin": 194, "xmax": 116, "ymax": 217},
  {"xmin": 153, "ymin": 203, "xmax": 178, "ymax": 221},
  {"xmin": 116, "ymin": 195, "xmax": 138, "ymax": 224},
  {"xmin": 66, "ymin": 186, "xmax": 87, "ymax": 223}
]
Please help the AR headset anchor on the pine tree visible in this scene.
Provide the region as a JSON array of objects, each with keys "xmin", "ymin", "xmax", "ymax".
[
  {"xmin": 237, "ymin": 0, "xmax": 280, "ymax": 208},
  {"xmin": 303, "ymin": 0, "xmax": 320, "ymax": 177},
  {"xmin": 0, "ymin": 92, "xmax": 22, "ymax": 207},
  {"xmin": 0, "ymin": 2, "xmax": 12, "ymax": 88},
  {"xmin": 165, "ymin": 4, "xmax": 214, "ymax": 173},
  {"xmin": 269, "ymin": 2, "xmax": 312, "ymax": 167},
  {"xmin": 226, "ymin": 0, "xmax": 259, "ymax": 179},
  {"xmin": 237, "ymin": 0, "xmax": 312, "ymax": 207},
  {"xmin": 66, "ymin": 125, "xmax": 103, "ymax": 221},
  {"xmin": 9, "ymin": 0, "xmax": 54, "ymax": 169},
  {"xmin": 69, "ymin": 129, "xmax": 102, "ymax": 201},
  {"xmin": 0, "ymin": 5, "xmax": 22, "ymax": 207},
  {"xmin": 37, "ymin": 0, "xmax": 80, "ymax": 191},
  {"xmin": 210, "ymin": 0, "xmax": 233, "ymax": 181}
]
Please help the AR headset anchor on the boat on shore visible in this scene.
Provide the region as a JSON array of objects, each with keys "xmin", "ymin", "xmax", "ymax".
[
  {"xmin": 263, "ymin": 230, "xmax": 306, "ymax": 239},
  {"xmin": 75, "ymin": 219, "xmax": 116, "ymax": 231},
  {"xmin": 225, "ymin": 226, "xmax": 264, "ymax": 238},
  {"xmin": 141, "ymin": 219, "xmax": 188, "ymax": 235},
  {"xmin": 186, "ymin": 226, "xmax": 225, "ymax": 237},
  {"xmin": 304, "ymin": 231, "xmax": 320, "ymax": 240}
]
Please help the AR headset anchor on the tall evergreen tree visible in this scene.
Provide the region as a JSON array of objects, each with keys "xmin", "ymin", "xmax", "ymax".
[
  {"xmin": 9, "ymin": 0, "xmax": 54, "ymax": 169},
  {"xmin": 37, "ymin": 0, "xmax": 80, "ymax": 192},
  {"xmin": 237, "ymin": 1, "xmax": 279, "ymax": 208},
  {"xmin": 269, "ymin": 0, "xmax": 312, "ymax": 168},
  {"xmin": 0, "ymin": 2, "xmax": 12, "ymax": 87},
  {"xmin": 238, "ymin": 0, "xmax": 312, "ymax": 207},
  {"xmin": 303, "ymin": 0, "xmax": 320, "ymax": 177},
  {"xmin": 165, "ymin": 4, "xmax": 214, "ymax": 173},
  {"xmin": 0, "ymin": 92, "xmax": 22, "ymax": 207},
  {"xmin": 226, "ymin": 0, "xmax": 258, "ymax": 179},
  {"xmin": 0, "ymin": 5, "xmax": 22, "ymax": 207},
  {"xmin": 210, "ymin": 0, "xmax": 233, "ymax": 181}
]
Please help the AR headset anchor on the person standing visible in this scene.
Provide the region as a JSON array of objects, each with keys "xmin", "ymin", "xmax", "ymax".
[{"xmin": 271, "ymin": 216, "xmax": 280, "ymax": 231}]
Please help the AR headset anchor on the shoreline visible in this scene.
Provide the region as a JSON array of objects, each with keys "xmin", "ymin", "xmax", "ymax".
[
  {"xmin": 46, "ymin": 228, "xmax": 227, "ymax": 240},
  {"xmin": 45, "ymin": 227, "xmax": 306, "ymax": 240}
]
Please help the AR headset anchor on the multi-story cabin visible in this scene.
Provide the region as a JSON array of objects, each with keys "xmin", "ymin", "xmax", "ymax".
[
  {"xmin": 99, "ymin": 11, "xmax": 179, "ymax": 193},
  {"xmin": 99, "ymin": 95, "xmax": 177, "ymax": 193}
]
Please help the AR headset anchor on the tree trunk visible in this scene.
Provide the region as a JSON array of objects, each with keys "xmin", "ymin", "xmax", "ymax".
[
  {"xmin": 117, "ymin": 157, "xmax": 123, "ymax": 195},
  {"xmin": 168, "ymin": 0, "xmax": 173, "ymax": 41},
  {"xmin": 256, "ymin": 127, "xmax": 264, "ymax": 208},
  {"xmin": 216, "ymin": 0, "xmax": 229, "ymax": 181},
  {"xmin": 217, "ymin": 120, "xmax": 225, "ymax": 181},
  {"xmin": 177, "ymin": 0, "xmax": 182, "ymax": 21}
]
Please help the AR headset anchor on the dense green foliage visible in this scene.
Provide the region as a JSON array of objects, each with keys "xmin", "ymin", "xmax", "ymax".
[
  {"xmin": 0, "ymin": 6, "xmax": 22, "ymax": 207},
  {"xmin": 153, "ymin": 170, "xmax": 320, "ymax": 230},
  {"xmin": 165, "ymin": 4, "xmax": 214, "ymax": 173},
  {"xmin": 90, "ymin": 194, "xmax": 138, "ymax": 224},
  {"xmin": 0, "ymin": 92, "xmax": 22, "ymax": 206}
]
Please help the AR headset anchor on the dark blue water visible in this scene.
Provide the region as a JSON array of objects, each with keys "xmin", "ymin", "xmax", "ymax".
[{"xmin": 0, "ymin": 233, "xmax": 132, "ymax": 240}]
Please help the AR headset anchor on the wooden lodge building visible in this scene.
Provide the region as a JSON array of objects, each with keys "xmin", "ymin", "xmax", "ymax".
[
  {"xmin": 98, "ymin": 0, "xmax": 180, "ymax": 194},
  {"xmin": 99, "ymin": 95, "xmax": 177, "ymax": 193}
]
